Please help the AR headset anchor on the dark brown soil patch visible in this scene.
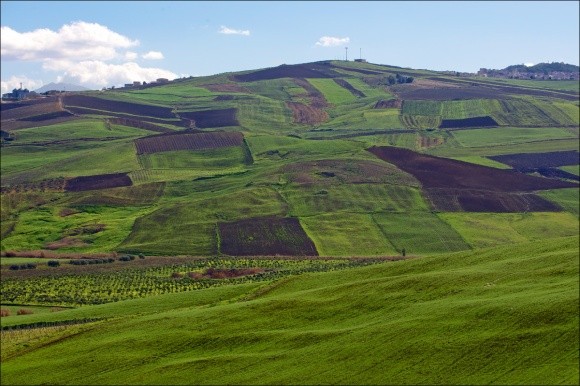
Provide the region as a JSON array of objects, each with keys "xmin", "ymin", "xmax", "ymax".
[
  {"xmin": 1, "ymin": 116, "xmax": 80, "ymax": 131},
  {"xmin": 333, "ymin": 79, "xmax": 366, "ymax": 97},
  {"xmin": 424, "ymin": 188, "xmax": 562, "ymax": 212},
  {"xmin": 219, "ymin": 217, "xmax": 318, "ymax": 256},
  {"xmin": 1, "ymin": 97, "xmax": 62, "ymax": 120},
  {"xmin": 367, "ymin": 146, "xmax": 577, "ymax": 192},
  {"xmin": 439, "ymin": 116, "xmax": 498, "ymax": 128},
  {"xmin": 374, "ymin": 99, "xmax": 402, "ymax": 109},
  {"xmin": 488, "ymin": 151, "xmax": 579, "ymax": 169},
  {"xmin": 202, "ymin": 83, "xmax": 250, "ymax": 93},
  {"xmin": 286, "ymin": 102, "xmax": 329, "ymax": 125},
  {"xmin": 177, "ymin": 108, "xmax": 238, "ymax": 128},
  {"xmin": 134, "ymin": 131, "xmax": 243, "ymax": 154},
  {"xmin": 233, "ymin": 62, "xmax": 340, "ymax": 82},
  {"xmin": 20, "ymin": 111, "xmax": 73, "ymax": 121},
  {"xmin": 63, "ymin": 95, "xmax": 175, "ymax": 119},
  {"xmin": 107, "ymin": 117, "xmax": 174, "ymax": 133},
  {"xmin": 64, "ymin": 173, "xmax": 132, "ymax": 192}
]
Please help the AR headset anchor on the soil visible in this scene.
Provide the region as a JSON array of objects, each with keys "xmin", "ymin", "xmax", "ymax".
[
  {"xmin": 233, "ymin": 62, "xmax": 340, "ymax": 82},
  {"xmin": 64, "ymin": 173, "xmax": 132, "ymax": 192},
  {"xmin": 374, "ymin": 99, "xmax": 402, "ymax": 109},
  {"xmin": 439, "ymin": 116, "xmax": 498, "ymax": 129},
  {"xmin": 63, "ymin": 94, "xmax": 175, "ymax": 119},
  {"xmin": 286, "ymin": 102, "xmax": 329, "ymax": 125},
  {"xmin": 134, "ymin": 131, "xmax": 244, "ymax": 154},
  {"xmin": 177, "ymin": 108, "xmax": 238, "ymax": 128},
  {"xmin": 488, "ymin": 151, "xmax": 579, "ymax": 169},
  {"xmin": 219, "ymin": 216, "xmax": 318, "ymax": 256}
]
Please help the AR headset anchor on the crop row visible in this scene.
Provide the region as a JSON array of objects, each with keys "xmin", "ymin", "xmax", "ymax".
[{"xmin": 0, "ymin": 258, "xmax": 384, "ymax": 306}]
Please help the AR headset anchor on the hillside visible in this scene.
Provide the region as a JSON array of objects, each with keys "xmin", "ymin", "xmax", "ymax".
[
  {"xmin": 0, "ymin": 59, "xmax": 579, "ymax": 384},
  {"xmin": 1, "ymin": 60, "xmax": 578, "ymax": 257},
  {"xmin": 1, "ymin": 236, "xmax": 578, "ymax": 384}
]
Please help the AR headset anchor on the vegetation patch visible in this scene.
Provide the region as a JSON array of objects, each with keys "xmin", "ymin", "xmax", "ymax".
[
  {"xmin": 233, "ymin": 63, "xmax": 339, "ymax": 82},
  {"xmin": 219, "ymin": 216, "xmax": 318, "ymax": 256}
]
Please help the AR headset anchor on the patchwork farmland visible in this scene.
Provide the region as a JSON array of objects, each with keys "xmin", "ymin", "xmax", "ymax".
[{"xmin": 1, "ymin": 59, "xmax": 578, "ymax": 385}]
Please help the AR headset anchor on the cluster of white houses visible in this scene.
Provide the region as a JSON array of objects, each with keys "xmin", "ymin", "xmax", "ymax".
[{"xmin": 122, "ymin": 78, "xmax": 170, "ymax": 89}]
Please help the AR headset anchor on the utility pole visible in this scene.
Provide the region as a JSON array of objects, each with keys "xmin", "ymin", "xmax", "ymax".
[{"xmin": 345, "ymin": 47, "xmax": 348, "ymax": 61}]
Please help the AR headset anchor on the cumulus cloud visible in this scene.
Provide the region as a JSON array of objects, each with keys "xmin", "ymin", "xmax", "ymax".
[
  {"xmin": 315, "ymin": 36, "xmax": 350, "ymax": 47},
  {"xmin": 142, "ymin": 51, "xmax": 164, "ymax": 60},
  {"xmin": 218, "ymin": 25, "xmax": 250, "ymax": 36},
  {"xmin": 1, "ymin": 21, "xmax": 138, "ymax": 61},
  {"xmin": 125, "ymin": 51, "xmax": 138, "ymax": 60},
  {"xmin": 1, "ymin": 75, "xmax": 44, "ymax": 94},
  {"xmin": 1, "ymin": 21, "xmax": 179, "ymax": 89},
  {"xmin": 42, "ymin": 60, "xmax": 177, "ymax": 88}
]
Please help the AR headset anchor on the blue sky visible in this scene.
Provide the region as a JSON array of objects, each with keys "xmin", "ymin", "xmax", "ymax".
[{"xmin": 1, "ymin": 1, "xmax": 578, "ymax": 91}]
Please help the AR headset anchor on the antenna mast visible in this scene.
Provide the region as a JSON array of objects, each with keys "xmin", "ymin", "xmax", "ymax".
[{"xmin": 345, "ymin": 47, "xmax": 348, "ymax": 61}]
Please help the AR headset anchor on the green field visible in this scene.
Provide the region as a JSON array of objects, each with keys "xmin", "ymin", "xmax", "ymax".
[
  {"xmin": 1, "ymin": 236, "xmax": 577, "ymax": 385},
  {"xmin": 451, "ymin": 127, "xmax": 577, "ymax": 147},
  {"xmin": 307, "ymin": 78, "xmax": 358, "ymax": 105}
]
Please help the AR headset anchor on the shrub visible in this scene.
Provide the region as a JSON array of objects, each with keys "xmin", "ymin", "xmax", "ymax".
[
  {"xmin": 17, "ymin": 308, "xmax": 33, "ymax": 315},
  {"xmin": 138, "ymin": 254, "xmax": 145, "ymax": 259},
  {"xmin": 171, "ymin": 272, "xmax": 184, "ymax": 279},
  {"xmin": 47, "ymin": 260, "xmax": 60, "ymax": 267},
  {"xmin": 0, "ymin": 309, "xmax": 11, "ymax": 317},
  {"xmin": 9, "ymin": 265, "xmax": 20, "ymax": 270}
]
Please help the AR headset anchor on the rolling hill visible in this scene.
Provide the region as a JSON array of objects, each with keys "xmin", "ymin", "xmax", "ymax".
[{"xmin": 1, "ymin": 59, "xmax": 578, "ymax": 385}]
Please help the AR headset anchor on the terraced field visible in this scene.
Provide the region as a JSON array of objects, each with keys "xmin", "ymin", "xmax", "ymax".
[{"xmin": 1, "ymin": 59, "xmax": 578, "ymax": 386}]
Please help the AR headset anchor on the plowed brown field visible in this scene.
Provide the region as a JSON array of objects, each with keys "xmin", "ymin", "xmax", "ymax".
[
  {"xmin": 64, "ymin": 173, "xmax": 132, "ymax": 192},
  {"xmin": 177, "ymin": 108, "xmax": 238, "ymax": 128},
  {"xmin": 134, "ymin": 131, "xmax": 244, "ymax": 154},
  {"xmin": 219, "ymin": 216, "xmax": 318, "ymax": 256}
]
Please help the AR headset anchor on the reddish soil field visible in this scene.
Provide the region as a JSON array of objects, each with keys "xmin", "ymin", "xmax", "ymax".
[
  {"xmin": 367, "ymin": 146, "xmax": 577, "ymax": 192},
  {"xmin": 134, "ymin": 131, "xmax": 244, "ymax": 154},
  {"xmin": 1, "ymin": 97, "xmax": 63, "ymax": 121},
  {"xmin": 286, "ymin": 102, "xmax": 329, "ymax": 125},
  {"xmin": 219, "ymin": 217, "xmax": 318, "ymax": 256},
  {"xmin": 64, "ymin": 173, "xmax": 132, "ymax": 192},
  {"xmin": 63, "ymin": 94, "xmax": 175, "ymax": 119},
  {"xmin": 107, "ymin": 117, "xmax": 174, "ymax": 133},
  {"xmin": 439, "ymin": 116, "xmax": 498, "ymax": 128},
  {"xmin": 424, "ymin": 188, "xmax": 562, "ymax": 212},
  {"xmin": 293, "ymin": 78, "xmax": 328, "ymax": 109},
  {"xmin": 333, "ymin": 79, "xmax": 366, "ymax": 97},
  {"xmin": 233, "ymin": 62, "xmax": 340, "ymax": 82},
  {"xmin": 65, "ymin": 106, "xmax": 181, "ymax": 126},
  {"xmin": 488, "ymin": 151, "xmax": 579, "ymax": 169},
  {"xmin": 201, "ymin": 83, "xmax": 250, "ymax": 93},
  {"xmin": 177, "ymin": 108, "xmax": 239, "ymax": 128}
]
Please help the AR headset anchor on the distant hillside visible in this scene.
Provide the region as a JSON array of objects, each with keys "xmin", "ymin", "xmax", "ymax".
[
  {"xmin": 505, "ymin": 62, "xmax": 579, "ymax": 74},
  {"xmin": 479, "ymin": 62, "xmax": 579, "ymax": 80},
  {"xmin": 35, "ymin": 82, "xmax": 90, "ymax": 93}
]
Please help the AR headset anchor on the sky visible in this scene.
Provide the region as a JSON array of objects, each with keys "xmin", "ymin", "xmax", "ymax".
[{"xmin": 1, "ymin": 1, "xmax": 579, "ymax": 92}]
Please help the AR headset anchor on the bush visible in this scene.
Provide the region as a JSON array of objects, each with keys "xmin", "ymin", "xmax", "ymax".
[
  {"xmin": 17, "ymin": 308, "xmax": 33, "ymax": 315},
  {"xmin": 0, "ymin": 309, "xmax": 11, "ymax": 317},
  {"xmin": 47, "ymin": 260, "xmax": 60, "ymax": 267},
  {"xmin": 171, "ymin": 272, "xmax": 184, "ymax": 279}
]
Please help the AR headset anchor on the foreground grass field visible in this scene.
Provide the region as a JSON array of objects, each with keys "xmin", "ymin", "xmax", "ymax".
[{"xmin": 1, "ymin": 236, "xmax": 577, "ymax": 385}]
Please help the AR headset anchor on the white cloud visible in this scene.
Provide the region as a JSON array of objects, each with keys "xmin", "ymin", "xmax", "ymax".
[
  {"xmin": 1, "ymin": 21, "xmax": 139, "ymax": 61},
  {"xmin": 1, "ymin": 75, "xmax": 44, "ymax": 94},
  {"xmin": 315, "ymin": 36, "xmax": 350, "ymax": 47},
  {"xmin": 42, "ymin": 59, "xmax": 177, "ymax": 88},
  {"xmin": 142, "ymin": 51, "xmax": 164, "ymax": 60},
  {"xmin": 125, "ymin": 51, "xmax": 138, "ymax": 60},
  {"xmin": 218, "ymin": 25, "xmax": 250, "ymax": 36}
]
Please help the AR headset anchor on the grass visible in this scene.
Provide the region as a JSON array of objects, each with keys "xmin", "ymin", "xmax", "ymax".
[
  {"xmin": 451, "ymin": 127, "xmax": 577, "ymax": 147},
  {"xmin": 438, "ymin": 212, "xmax": 579, "ymax": 249},
  {"xmin": 372, "ymin": 212, "xmax": 470, "ymax": 254},
  {"xmin": 447, "ymin": 156, "xmax": 512, "ymax": 169},
  {"xmin": 306, "ymin": 78, "xmax": 357, "ymax": 105},
  {"xmin": 138, "ymin": 146, "xmax": 247, "ymax": 170},
  {"xmin": 300, "ymin": 213, "xmax": 398, "ymax": 256},
  {"xmin": 1, "ymin": 236, "xmax": 577, "ymax": 384},
  {"xmin": 539, "ymin": 188, "xmax": 580, "ymax": 217},
  {"xmin": 559, "ymin": 165, "xmax": 580, "ymax": 176}
]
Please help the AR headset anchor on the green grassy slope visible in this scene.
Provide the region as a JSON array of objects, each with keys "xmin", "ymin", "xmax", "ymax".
[{"xmin": 1, "ymin": 236, "xmax": 577, "ymax": 385}]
